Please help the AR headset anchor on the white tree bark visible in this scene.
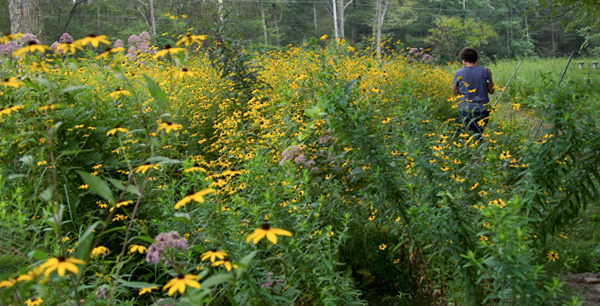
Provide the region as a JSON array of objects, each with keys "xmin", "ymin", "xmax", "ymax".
[{"xmin": 375, "ymin": 0, "xmax": 389, "ymax": 58}]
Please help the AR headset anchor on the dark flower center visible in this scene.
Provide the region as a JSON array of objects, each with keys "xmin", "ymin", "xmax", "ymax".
[
  {"xmin": 177, "ymin": 274, "xmax": 184, "ymax": 279},
  {"xmin": 211, "ymin": 248, "xmax": 217, "ymax": 252},
  {"xmin": 223, "ymin": 257, "xmax": 230, "ymax": 262},
  {"xmin": 58, "ymin": 256, "xmax": 66, "ymax": 262},
  {"xmin": 164, "ymin": 44, "xmax": 172, "ymax": 49},
  {"xmin": 115, "ymin": 87, "xmax": 121, "ymax": 91},
  {"xmin": 166, "ymin": 122, "xmax": 173, "ymax": 125},
  {"xmin": 182, "ymin": 68, "xmax": 188, "ymax": 72},
  {"xmin": 88, "ymin": 34, "xmax": 97, "ymax": 38},
  {"xmin": 261, "ymin": 223, "xmax": 271, "ymax": 230},
  {"xmin": 4, "ymin": 78, "xmax": 8, "ymax": 82},
  {"xmin": 28, "ymin": 41, "xmax": 38, "ymax": 46},
  {"xmin": 186, "ymin": 190, "xmax": 195, "ymax": 196}
]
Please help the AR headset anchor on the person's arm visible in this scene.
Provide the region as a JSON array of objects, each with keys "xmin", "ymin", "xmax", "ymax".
[
  {"xmin": 452, "ymin": 84, "xmax": 459, "ymax": 96},
  {"xmin": 486, "ymin": 68, "xmax": 494, "ymax": 94}
]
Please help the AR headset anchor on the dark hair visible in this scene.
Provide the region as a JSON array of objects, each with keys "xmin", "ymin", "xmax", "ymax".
[{"xmin": 460, "ymin": 48, "xmax": 478, "ymax": 64}]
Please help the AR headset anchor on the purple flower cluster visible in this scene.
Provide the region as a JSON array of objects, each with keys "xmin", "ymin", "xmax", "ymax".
[
  {"xmin": 279, "ymin": 145, "xmax": 318, "ymax": 172},
  {"xmin": 260, "ymin": 272, "xmax": 284, "ymax": 288},
  {"xmin": 0, "ymin": 41, "xmax": 19, "ymax": 56},
  {"xmin": 146, "ymin": 231, "xmax": 188, "ymax": 264},
  {"xmin": 126, "ymin": 31, "xmax": 153, "ymax": 60},
  {"xmin": 20, "ymin": 33, "xmax": 39, "ymax": 45},
  {"xmin": 114, "ymin": 39, "xmax": 124, "ymax": 49},
  {"xmin": 407, "ymin": 47, "xmax": 436, "ymax": 64},
  {"xmin": 58, "ymin": 33, "xmax": 74, "ymax": 44}
]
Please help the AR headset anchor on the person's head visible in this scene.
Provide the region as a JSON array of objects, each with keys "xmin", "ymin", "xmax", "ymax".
[{"xmin": 460, "ymin": 48, "xmax": 478, "ymax": 64}]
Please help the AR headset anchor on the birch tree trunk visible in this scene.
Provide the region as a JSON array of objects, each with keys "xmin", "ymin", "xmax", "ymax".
[
  {"xmin": 375, "ymin": 0, "xmax": 389, "ymax": 58},
  {"xmin": 271, "ymin": 3, "xmax": 281, "ymax": 48},
  {"xmin": 149, "ymin": 0, "xmax": 157, "ymax": 45},
  {"xmin": 9, "ymin": 0, "xmax": 44, "ymax": 43},
  {"xmin": 332, "ymin": 0, "xmax": 339, "ymax": 41},
  {"xmin": 261, "ymin": 0, "xmax": 268, "ymax": 45}
]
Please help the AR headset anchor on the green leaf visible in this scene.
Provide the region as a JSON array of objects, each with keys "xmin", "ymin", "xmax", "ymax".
[
  {"xmin": 40, "ymin": 186, "xmax": 54, "ymax": 202},
  {"xmin": 128, "ymin": 235, "xmax": 155, "ymax": 244},
  {"xmin": 76, "ymin": 171, "xmax": 115, "ymax": 204},
  {"xmin": 8, "ymin": 174, "xmax": 27, "ymax": 180},
  {"xmin": 145, "ymin": 156, "xmax": 182, "ymax": 165},
  {"xmin": 75, "ymin": 221, "xmax": 101, "ymax": 261},
  {"xmin": 154, "ymin": 298, "xmax": 175, "ymax": 305},
  {"xmin": 143, "ymin": 74, "xmax": 168, "ymax": 110},
  {"xmin": 28, "ymin": 250, "xmax": 49, "ymax": 261},
  {"xmin": 201, "ymin": 273, "xmax": 234, "ymax": 288},
  {"xmin": 107, "ymin": 178, "xmax": 140, "ymax": 196},
  {"xmin": 118, "ymin": 280, "xmax": 160, "ymax": 289},
  {"xmin": 59, "ymin": 85, "xmax": 87, "ymax": 96}
]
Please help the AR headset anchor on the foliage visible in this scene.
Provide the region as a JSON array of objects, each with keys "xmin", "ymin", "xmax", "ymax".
[
  {"xmin": 426, "ymin": 16, "xmax": 498, "ymax": 60},
  {"xmin": 0, "ymin": 32, "xmax": 599, "ymax": 305}
]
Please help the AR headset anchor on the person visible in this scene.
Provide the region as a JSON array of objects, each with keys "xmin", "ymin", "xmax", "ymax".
[{"xmin": 451, "ymin": 48, "xmax": 494, "ymax": 137}]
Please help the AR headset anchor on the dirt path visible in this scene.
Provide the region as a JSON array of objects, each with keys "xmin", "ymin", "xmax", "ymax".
[{"xmin": 565, "ymin": 272, "xmax": 600, "ymax": 305}]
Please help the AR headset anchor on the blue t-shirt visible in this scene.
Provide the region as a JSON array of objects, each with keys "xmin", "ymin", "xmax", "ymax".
[{"xmin": 453, "ymin": 66, "xmax": 492, "ymax": 110}]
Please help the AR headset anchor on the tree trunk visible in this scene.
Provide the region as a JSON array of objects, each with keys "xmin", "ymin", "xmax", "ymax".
[
  {"xmin": 261, "ymin": 0, "xmax": 268, "ymax": 45},
  {"xmin": 271, "ymin": 3, "xmax": 280, "ymax": 48},
  {"xmin": 8, "ymin": 0, "xmax": 45, "ymax": 43},
  {"xmin": 332, "ymin": 0, "xmax": 339, "ymax": 41},
  {"xmin": 375, "ymin": 0, "xmax": 388, "ymax": 58},
  {"xmin": 149, "ymin": 0, "xmax": 157, "ymax": 45},
  {"xmin": 337, "ymin": 0, "xmax": 344, "ymax": 39},
  {"xmin": 313, "ymin": 3, "xmax": 318, "ymax": 35}
]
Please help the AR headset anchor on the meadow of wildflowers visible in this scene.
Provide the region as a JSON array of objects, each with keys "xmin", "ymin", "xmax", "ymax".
[{"xmin": 0, "ymin": 31, "xmax": 599, "ymax": 305}]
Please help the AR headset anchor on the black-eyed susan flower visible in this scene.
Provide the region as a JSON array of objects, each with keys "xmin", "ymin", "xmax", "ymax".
[
  {"xmin": 128, "ymin": 244, "xmax": 147, "ymax": 254},
  {"xmin": 108, "ymin": 87, "xmax": 132, "ymax": 99},
  {"xmin": 175, "ymin": 67, "xmax": 195, "ymax": 78},
  {"xmin": 0, "ymin": 278, "xmax": 16, "ymax": 288},
  {"xmin": 24, "ymin": 297, "xmax": 43, "ymax": 306},
  {"xmin": 74, "ymin": 34, "xmax": 111, "ymax": 48},
  {"xmin": 162, "ymin": 274, "xmax": 201, "ymax": 296},
  {"xmin": 13, "ymin": 41, "xmax": 52, "ymax": 57},
  {"xmin": 245, "ymin": 223, "xmax": 292, "ymax": 245},
  {"xmin": 115, "ymin": 200, "xmax": 133, "ymax": 208},
  {"xmin": 91, "ymin": 246, "xmax": 110, "ymax": 258},
  {"xmin": 106, "ymin": 125, "xmax": 129, "ymax": 136},
  {"xmin": 175, "ymin": 33, "xmax": 207, "ymax": 47},
  {"xmin": 212, "ymin": 257, "xmax": 238, "ymax": 271},
  {"xmin": 3, "ymin": 77, "xmax": 24, "ymax": 88},
  {"xmin": 201, "ymin": 249, "xmax": 227, "ymax": 263},
  {"xmin": 547, "ymin": 251, "xmax": 559, "ymax": 262},
  {"xmin": 0, "ymin": 33, "xmax": 23, "ymax": 43},
  {"xmin": 135, "ymin": 163, "xmax": 161, "ymax": 174},
  {"xmin": 16, "ymin": 267, "xmax": 43, "ymax": 282},
  {"xmin": 158, "ymin": 122, "xmax": 183, "ymax": 134},
  {"xmin": 500, "ymin": 151, "xmax": 511, "ymax": 160},
  {"xmin": 95, "ymin": 47, "xmax": 125, "ymax": 59},
  {"xmin": 56, "ymin": 42, "xmax": 83, "ymax": 55},
  {"xmin": 39, "ymin": 256, "xmax": 85, "ymax": 277},
  {"xmin": 183, "ymin": 163, "xmax": 206, "ymax": 173},
  {"xmin": 154, "ymin": 44, "xmax": 186, "ymax": 58},
  {"xmin": 174, "ymin": 189, "xmax": 215, "ymax": 210},
  {"xmin": 139, "ymin": 286, "xmax": 158, "ymax": 295}
]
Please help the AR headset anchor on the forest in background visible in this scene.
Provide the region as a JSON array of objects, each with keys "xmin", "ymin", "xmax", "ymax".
[{"xmin": 0, "ymin": 0, "xmax": 598, "ymax": 61}]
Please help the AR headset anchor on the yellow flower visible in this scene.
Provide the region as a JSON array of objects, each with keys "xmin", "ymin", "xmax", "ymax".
[
  {"xmin": 56, "ymin": 42, "xmax": 83, "ymax": 55},
  {"xmin": 95, "ymin": 47, "xmax": 125, "ymax": 59},
  {"xmin": 175, "ymin": 33, "xmax": 207, "ymax": 47},
  {"xmin": 379, "ymin": 244, "xmax": 387, "ymax": 251},
  {"xmin": 201, "ymin": 249, "xmax": 227, "ymax": 263},
  {"xmin": 319, "ymin": 35, "xmax": 328, "ymax": 41},
  {"xmin": 175, "ymin": 67, "xmax": 195, "ymax": 78},
  {"xmin": 116, "ymin": 200, "xmax": 133, "ymax": 208},
  {"xmin": 135, "ymin": 163, "xmax": 161, "ymax": 174},
  {"xmin": 13, "ymin": 41, "xmax": 52, "ymax": 57},
  {"xmin": 158, "ymin": 122, "xmax": 183, "ymax": 134},
  {"xmin": 183, "ymin": 163, "xmax": 206, "ymax": 173},
  {"xmin": 24, "ymin": 297, "xmax": 43, "ymax": 306},
  {"xmin": 163, "ymin": 274, "xmax": 201, "ymax": 296},
  {"xmin": 3, "ymin": 77, "xmax": 24, "ymax": 88},
  {"xmin": 128, "ymin": 244, "xmax": 147, "ymax": 254},
  {"xmin": 108, "ymin": 87, "xmax": 132, "ymax": 99},
  {"xmin": 106, "ymin": 126, "xmax": 129, "ymax": 136},
  {"xmin": 174, "ymin": 189, "xmax": 215, "ymax": 210},
  {"xmin": 0, "ymin": 33, "xmax": 23, "ymax": 43},
  {"xmin": 39, "ymin": 256, "xmax": 85, "ymax": 277},
  {"xmin": 154, "ymin": 45, "xmax": 186, "ymax": 58},
  {"xmin": 212, "ymin": 257, "xmax": 238, "ymax": 271},
  {"xmin": 91, "ymin": 246, "xmax": 110, "ymax": 258},
  {"xmin": 0, "ymin": 278, "xmax": 16, "ymax": 288},
  {"xmin": 17, "ymin": 267, "xmax": 44, "ymax": 283},
  {"xmin": 78, "ymin": 184, "xmax": 88, "ymax": 189},
  {"xmin": 547, "ymin": 251, "xmax": 559, "ymax": 262},
  {"xmin": 245, "ymin": 223, "xmax": 292, "ymax": 245},
  {"xmin": 500, "ymin": 151, "xmax": 511, "ymax": 160},
  {"xmin": 74, "ymin": 34, "xmax": 111, "ymax": 48},
  {"xmin": 139, "ymin": 286, "xmax": 158, "ymax": 295}
]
